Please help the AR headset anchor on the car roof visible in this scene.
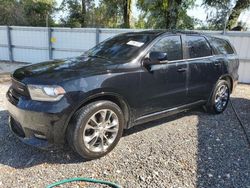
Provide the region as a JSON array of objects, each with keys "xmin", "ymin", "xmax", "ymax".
[{"xmin": 121, "ymin": 30, "xmax": 202, "ymax": 37}]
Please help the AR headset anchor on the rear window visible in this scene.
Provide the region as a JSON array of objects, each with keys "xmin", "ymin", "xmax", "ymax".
[
  {"xmin": 186, "ymin": 36, "xmax": 212, "ymax": 58},
  {"xmin": 210, "ymin": 38, "xmax": 234, "ymax": 55}
]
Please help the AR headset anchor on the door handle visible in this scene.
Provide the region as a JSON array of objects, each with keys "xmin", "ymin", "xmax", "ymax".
[{"xmin": 177, "ymin": 67, "xmax": 187, "ymax": 72}]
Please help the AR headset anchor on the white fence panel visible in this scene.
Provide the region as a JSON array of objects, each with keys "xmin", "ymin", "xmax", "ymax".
[
  {"xmin": 0, "ymin": 26, "xmax": 250, "ymax": 83},
  {"xmin": 13, "ymin": 48, "xmax": 48, "ymax": 63},
  {"xmin": 0, "ymin": 26, "xmax": 9, "ymax": 61},
  {"xmin": 10, "ymin": 27, "xmax": 48, "ymax": 63},
  {"xmin": 0, "ymin": 47, "xmax": 9, "ymax": 60},
  {"xmin": 53, "ymin": 51, "xmax": 81, "ymax": 59},
  {"xmin": 238, "ymin": 60, "xmax": 250, "ymax": 83},
  {"xmin": 0, "ymin": 26, "xmax": 8, "ymax": 45},
  {"xmin": 11, "ymin": 26, "xmax": 48, "ymax": 47},
  {"xmin": 52, "ymin": 28, "xmax": 96, "ymax": 53},
  {"xmin": 99, "ymin": 28, "xmax": 134, "ymax": 42}
]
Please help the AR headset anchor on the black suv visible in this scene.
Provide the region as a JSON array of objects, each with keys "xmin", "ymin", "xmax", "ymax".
[{"xmin": 6, "ymin": 31, "xmax": 239, "ymax": 159}]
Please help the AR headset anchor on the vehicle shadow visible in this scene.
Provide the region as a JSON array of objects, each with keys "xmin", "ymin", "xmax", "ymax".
[
  {"xmin": 196, "ymin": 97, "xmax": 250, "ymax": 187},
  {"xmin": 0, "ymin": 108, "xmax": 193, "ymax": 169},
  {"xmin": 0, "ymin": 97, "xmax": 250, "ymax": 187}
]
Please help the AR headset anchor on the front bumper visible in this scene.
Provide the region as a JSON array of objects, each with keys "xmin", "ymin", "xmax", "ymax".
[
  {"xmin": 6, "ymin": 95, "xmax": 72, "ymax": 149},
  {"xmin": 9, "ymin": 116, "xmax": 52, "ymax": 149}
]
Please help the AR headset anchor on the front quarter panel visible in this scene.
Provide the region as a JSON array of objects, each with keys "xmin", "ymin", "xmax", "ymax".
[{"xmin": 61, "ymin": 66, "xmax": 142, "ymax": 122}]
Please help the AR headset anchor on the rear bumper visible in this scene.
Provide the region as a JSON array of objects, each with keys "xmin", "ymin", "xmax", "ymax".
[{"xmin": 6, "ymin": 95, "xmax": 72, "ymax": 149}]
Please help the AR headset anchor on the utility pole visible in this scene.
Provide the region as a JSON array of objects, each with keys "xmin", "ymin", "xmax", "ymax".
[{"xmin": 46, "ymin": 13, "xmax": 49, "ymax": 27}]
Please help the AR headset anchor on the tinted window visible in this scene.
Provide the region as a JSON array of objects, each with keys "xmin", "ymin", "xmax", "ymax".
[
  {"xmin": 186, "ymin": 36, "xmax": 212, "ymax": 58},
  {"xmin": 150, "ymin": 36, "xmax": 182, "ymax": 61},
  {"xmin": 86, "ymin": 34, "xmax": 156, "ymax": 61},
  {"xmin": 210, "ymin": 38, "xmax": 234, "ymax": 55}
]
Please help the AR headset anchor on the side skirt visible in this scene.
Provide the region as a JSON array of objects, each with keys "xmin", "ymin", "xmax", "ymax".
[{"xmin": 131, "ymin": 100, "xmax": 206, "ymax": 127}]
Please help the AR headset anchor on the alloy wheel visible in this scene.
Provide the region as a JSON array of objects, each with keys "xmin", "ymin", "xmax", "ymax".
[
  {"xmin": 215, "ymin": 84, "xmax": 229, "ymax": 112},
  {"xmin": 83, "ymin": 109, "xmax": 119, "ymax": 152}
]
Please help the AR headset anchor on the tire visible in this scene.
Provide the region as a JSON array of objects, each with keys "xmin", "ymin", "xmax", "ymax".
[
  {"xmin": 67, "ymin": 100, "xmax": 124, "ymax": 159},
  {"xmin": 207, "ymin": 80, "xmax": 230, "ymax": 114}
]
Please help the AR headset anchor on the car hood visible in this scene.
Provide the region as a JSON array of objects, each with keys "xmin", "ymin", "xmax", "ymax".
[{"xmin": 12, "ymin": 56, "xmax": 117, "ymax": 84}]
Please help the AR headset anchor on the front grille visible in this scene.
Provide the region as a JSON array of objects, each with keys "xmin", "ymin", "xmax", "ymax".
[{"xmin": 7, "ymin": 78, "xmax": 30, "ymax": 105}]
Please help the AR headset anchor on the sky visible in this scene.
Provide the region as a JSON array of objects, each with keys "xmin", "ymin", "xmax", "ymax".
[{"xmin": 55, "ymin": 0, "xmax": 250, "ymax": 29}]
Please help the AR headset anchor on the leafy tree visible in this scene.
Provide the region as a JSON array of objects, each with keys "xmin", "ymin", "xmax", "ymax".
[
  {"xmin": 203, "ymin": 0, "xmax": 231, "ymax": 30},
  {"xmin": 123, "ymin": 0, "xmax": 132, "ymax": 28},
  {"xmin": 136, "ymin": 0, "xmax": 196, "ymax": 29},
  {"xmin": 227, "ymin": 0, "xmax": 250, "ymax": 29},
  {"xmin": 89, "ymin": 2, "xmax": 120, "ymax": 27},
  {"xmin": 204, "ymin": 0, "xmax": 250, "ymax": 30},
  {"xmin": 0, "ymin": 0, "xmax": 26, "ymax": 25},
  {"xmin": 99, "ymin": 0, "xmax": 132, "ymax": 28},
  {"xmin": 134, "ymin": 14, "xmax": 146, "ymax": 28},
  {"xmin": 59, "ymin": 0, "xmax": 95, "ymax": 27},
  {"xmin": 20, "ymin": 0, "xmax": 56, "ymax": 26}
]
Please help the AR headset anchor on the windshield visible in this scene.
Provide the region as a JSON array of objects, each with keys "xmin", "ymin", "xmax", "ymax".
[{"xmin": 85, "ymin": 33, "xmax": 156, "ymax": 61}]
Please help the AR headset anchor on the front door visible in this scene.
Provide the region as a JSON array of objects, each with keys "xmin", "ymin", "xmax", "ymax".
[{"xmin": 138, "ymin": 35, "xmax": 188, "ymax": 117}]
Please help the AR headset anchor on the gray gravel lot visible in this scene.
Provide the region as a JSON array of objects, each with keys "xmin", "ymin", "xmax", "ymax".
[{"xmin": 0, "ymin": 82, "xmax": 250, "ymax": 188}]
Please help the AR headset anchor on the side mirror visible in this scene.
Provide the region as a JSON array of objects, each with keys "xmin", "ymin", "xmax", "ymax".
[{"xmin": 143, "ymin": 51, "xmax": 168, "ymax": 66}]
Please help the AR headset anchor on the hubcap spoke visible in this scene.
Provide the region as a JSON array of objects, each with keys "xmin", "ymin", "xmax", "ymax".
[
  {"xmin": 106, "ymin": 122, "xmax": 118, "ymax": 129},
  {"xmin": 101, "ymin": 110, "xmax": 107, "ymax": 123},
  {"xmin": 106, "ymin": 111, "xmax": 113, "ymax": 122},
  {"xmin": 83, "ymin": 109, "xmax": 119, "ymax": 153},
  {"xmin": 87, "ymin": 134, "xmax": 98, "ymax": 146},
  {"xmin": 85, "ymin": 123, "xmax": 98, "ymax": 130},
  {"xmin": 100, "ymin": 135, "xmax": 105, "ymax": 151},
  {"xmin": 90, "ymin": 116, "xmax": 99, "ymax": 126},
  {"xmin": 105, "ymin": 128, "xmax": 118, "ymax": 133}
]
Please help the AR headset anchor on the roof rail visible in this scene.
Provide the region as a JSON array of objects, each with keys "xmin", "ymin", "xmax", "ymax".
[{"xmin": 168, "ymin": 30, "xmax": 201, "ymax": 35}]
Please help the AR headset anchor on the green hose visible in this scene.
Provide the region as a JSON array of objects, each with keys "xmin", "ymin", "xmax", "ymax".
[{"xmin": 46, "ymin": 177, "xmax": 121, "ymax": 188}]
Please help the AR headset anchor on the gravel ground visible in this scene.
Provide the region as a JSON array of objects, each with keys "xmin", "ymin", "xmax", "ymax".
[{"xmin": 0, "ymin": 82, "xmax": 250, "ymax": 188}]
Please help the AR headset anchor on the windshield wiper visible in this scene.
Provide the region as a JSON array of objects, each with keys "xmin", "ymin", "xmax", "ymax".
[{"xmin": 88, "ymin": 55, "xmax": 109, "ymax": 61}]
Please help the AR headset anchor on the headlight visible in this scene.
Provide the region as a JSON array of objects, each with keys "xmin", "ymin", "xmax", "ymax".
[{"xmin": 27, "ymin": 85, "xmax": 66, "ymax": 102}]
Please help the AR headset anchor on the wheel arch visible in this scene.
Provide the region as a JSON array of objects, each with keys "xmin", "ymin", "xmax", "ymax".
[
  {"xmin": 219, "ymin": 74, "xmax": 233, "ymax": 93},
  {"xmin": 64, "ymin": 92, "xmax": 131, "ymax": 136},
  {"xmin": 206, "ymin": 74, "xmax": 233, "ymax": 106}
]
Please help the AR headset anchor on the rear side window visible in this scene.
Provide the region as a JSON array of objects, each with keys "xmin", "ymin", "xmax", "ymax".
[
  {"xmin": 210, "ymin": 38, "xmax": 234, "ymax": 55},
  {"xmin": 186, "ymin": 36, "xmax": 212, "ymax": 58},
  {"xmin": 150, "ymin": 36, "xmax": 182, "ymax": 61}
]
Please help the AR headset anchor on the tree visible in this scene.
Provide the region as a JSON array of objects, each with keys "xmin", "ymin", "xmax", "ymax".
[
  {"xmin": 60, "ymin": 0, "xmax": 82, "ymax": 27},
  {"xmin": 203, "ymin": 0, "xmax": 231, "ymax": 30},
  {"xmin": 81, "ymin": 0, "xmax": 87, "ymax": 27},
  {"xmin": 203, "ymin": 0, "xmax": 250, "ymax": 30},
  {"xmin": 136, "ymin": 0, "xmax": 196, "ymax": 29},
  {"xmin": 21, "ymin": 0, "xmax": 56, "ymax": 26},
  {"xmin": 227, "ymin": 0, "xmax": 250, "ymax": 29},
  {"xmin": 60, "ymin": 0, "xmax": 94, "ymax": 27},
  {"xmin": 100, "ymin": 0, "xmax": 132, "ymax": 28},
  {"xmin": 0, "ymin": 0, "xmax": 56, "ymax": 26},
  {"xmin": 0, "ymin": 0, "xmax": 26, "ymax": 25},
  {"xmin": 123, "ymin": 0, "xmax": 132, "ymax": 28}
]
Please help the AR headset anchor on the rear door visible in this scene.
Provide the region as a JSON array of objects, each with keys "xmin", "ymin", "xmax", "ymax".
[
  {"xmin": 184, "ymin": 35, "xmax": 223, "ymax": 103},
  {"xmin": 209, "ymin": 37, "xmax": 239, "ymax": 83}
]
